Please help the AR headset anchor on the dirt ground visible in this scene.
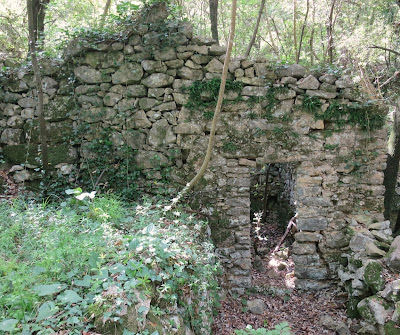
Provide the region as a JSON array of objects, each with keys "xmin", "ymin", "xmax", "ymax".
[{"xmin": 212, "ymin": 220, "xmax": 357, "ymax": 335}]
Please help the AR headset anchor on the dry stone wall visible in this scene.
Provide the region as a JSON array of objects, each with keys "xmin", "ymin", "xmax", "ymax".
[{"xmin": 0, "ymin": 17, "xmax": 388, "ymax": 294}]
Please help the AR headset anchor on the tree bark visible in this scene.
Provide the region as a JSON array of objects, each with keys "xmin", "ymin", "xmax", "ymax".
[
  {"xmin": 186, "ymin": 0, "xmax": 237, "ymax": 191},
  {"xmin": 297, "ymin": 0, "xmax": 310, "ymax": 63},
  {"xmin": 265, "ymin": 14, "xmax": 278, "ymax": 55},
  {"xmin": 209, "ymin": 0, "xmax": 219, "ymax": 44},
  {"xmin": 100, "ymin": 0, "xmax": 112, "ymax": 27},
  {"xmin": 27, "ymin": 0, "xmax": 49, "ymax": 180},
  {"xmin": 386, "ymin": 101, "xmax": 400, "ymax": 231},
  {"xmin": 327, "ymin": 0, "xmax": 336, "ymax": 64},
  {"xmin": 29, "ymin": 0, "xmax": 50, "ymax": 51},
  {"xmin": 245, "ymin": 0, "xmax": 266, "ymax": 58},
  {"xmin": 293, "ymin": 0, "xmax": 298, "ymax": 62}
]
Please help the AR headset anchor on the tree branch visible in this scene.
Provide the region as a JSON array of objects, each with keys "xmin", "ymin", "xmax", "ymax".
[{"xmin": 369, "ymin": 45, "xmax": 400, "ymax": 57}]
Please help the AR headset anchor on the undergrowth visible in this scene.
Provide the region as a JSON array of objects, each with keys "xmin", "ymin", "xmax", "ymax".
[
  {"xmin": 0, "ymin": 190, "xmax": 220, "ymax": 334},
  {"xmin": 184, "ymin": 78, "xmax": 244, "ymax": 114},
  {"xmin": 302, "ymin": 96, "xmax": 386, "ymax": 131}
]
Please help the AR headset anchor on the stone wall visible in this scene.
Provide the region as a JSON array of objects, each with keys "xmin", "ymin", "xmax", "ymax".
[{"xmin": 0, "ymin": 14, "xmax": 388, "ymax": 294}]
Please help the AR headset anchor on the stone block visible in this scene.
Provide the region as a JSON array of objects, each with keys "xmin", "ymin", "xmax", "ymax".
[
  {"xmin": 292, "ymin": 241, "xmax": 316, "ymax": 254},
  {"xmin": 295, "ymin": 232, "xmax": 323, "ymax": 243},
  {"xmin": 297, "ymin": 217, "xmax": 328, "ymax": 231}
]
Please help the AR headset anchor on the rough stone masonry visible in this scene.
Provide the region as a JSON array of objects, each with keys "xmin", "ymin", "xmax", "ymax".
[{"xmin": 0, "ymin": 11, "xmax": 388, "ymax": 295}]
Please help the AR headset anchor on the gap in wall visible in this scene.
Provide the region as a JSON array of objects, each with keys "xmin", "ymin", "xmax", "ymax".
[{"xmin": 250, "ymin": 163, "xmax": 297, "ymax": 289}]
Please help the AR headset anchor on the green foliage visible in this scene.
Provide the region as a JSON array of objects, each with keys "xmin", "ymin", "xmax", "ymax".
[
  {"xmin": 184, "ymin": 78, "xmax": 244, "ymax": 115},
  {"xmin": 302, "ymin": 95, "xmax": 323, "ymax": 113},
  {"xmin": 234, "ymin": 322, "xmax": 291, "ymax": 335},
  {"xmin": 303, "ymin": 97, "xmax": 386, "ymax": 132},
  {"xmin": 70, "ymin": 125, "xmax": 140, "ymax": 200},
  {"xmin": 222, "ymin": 141, "xmax": 239, "ymax": 152},
  {"xmin": 0, "ymin": 193, "xmax": 220, "ymax": 334}
]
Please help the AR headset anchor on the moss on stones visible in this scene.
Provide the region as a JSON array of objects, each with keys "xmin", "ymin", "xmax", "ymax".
[
  {"xmin": 3, "ymin": 144, "xmax": 78, "ymax": 167},
  {"xmin": 364, "ymin": 261, "xmax": 385, "ymax": 293},
  {"xmin": 384, "ymin": 321, "xmax": 400, "ymax": 335}
]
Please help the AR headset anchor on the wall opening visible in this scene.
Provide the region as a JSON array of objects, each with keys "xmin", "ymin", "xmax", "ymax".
[{"xmin": 250, "ymin": 163, "xmax": 297, "ymax": 288}]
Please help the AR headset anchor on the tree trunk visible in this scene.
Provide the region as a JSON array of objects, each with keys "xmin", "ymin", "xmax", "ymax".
[
  {"xmin": 209, "ymin": 0, "xmax": 219, "ymax": 44},
  {"xmin": 100, "ymin": 0, "xmax": 112, "ymax": 27},
  {"xmin": 186, "ymin": 0, "xmax": 237, "ymax": 191},
  {"xmin": 293, "ymin": 0, "xmax": 298, "ymax": 62},
  {"xmin": 27, "ymin": 0, "xmax": 49, "ymax": 181},
  {"xmin": 29, "ymin": 0, "xmax": 50, "ymax": 51},
  {"xmin": 265, "ymin": 14, "xmax": 278, "ymax": 55},
  {"xmin": 327, "ymin": 0, "xmax": 336, "ymax": 64},
  {"xmin": 296, "ymin": 0, "xmax": 310, "ymax": 63},
  {"xmin": 245, "ymin": 0, "xmax": 266, "ymax": 58},
  {"xmin": 386, "ymin": 101, "xmax": 400, "ymax": 231}
]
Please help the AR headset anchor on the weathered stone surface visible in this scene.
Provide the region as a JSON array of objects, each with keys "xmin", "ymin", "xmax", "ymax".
[
  {"xmin": 136, "ymin": 97, "xmax": 157, "ymax": 110},
  {"xmin": 7, "ymin": 116, "xmax": 23, "ymax": 128},
  {"xmin": 4, "ymin": 103, "xmax": 21, "ymax": 116},
  {"xmin": 297, "ymin": 75, "xmax": 320, "ymax": 90},
  {"xmin": 81, "ymin": 107, "xmax": 116, "ymax": 123},
  {"xmin": 148, "ymin": 119, "xmax": 176, "ymax": 147},
  {"xmin": 366, "ymin": 242, "xmax": 386, "ymax": 258},
  {"xmin": 205, "ymin": 58, "xmax": 224, "ymax": 73},
  {"xmin": 209, "ymin": 45, "xmax": 226, "ymax": 56},
  {"xmin": 74, "ymin": 66, "xmax": 105, "ymax": 84},
  {"xmin": 357, "ymin": 296, "xmax": 393, "ymax": 325},
  {"xmin": 305, "ymin": 89, "xmax": 337, "ymax": 99},
  {"xmin": 387, "ymin": 236, "xmax": 400, "ymax": 272},
  {"xmin": 103, "ymin": 92, "xmax": 123, "ymax": 107},
  {"xmin": 135, "ymin": 150, "xmax": 168, "ymax": 169},
  {"xmin": 325, "ymin": 230, "xmax": 350, "ymax": 248},
  {"xmin": 1, "ymin": 128, "xmax": 22, "ymax": 145},
  {"xmin": 126, "ymin": 85, "xmax": 147, "ymax": 97},
  {"xmin": 276, "ymin": 64, "xmax": 306, "ymax": 78},
  {"xmin": 297, "ymin": 218, "xmax": 328, "ymax": 231},
  {"xmin": 349, "ymin": 230, "xmax": 375, "ymax": 253},
  {"xmin": 247, "ymin": 299, "xmax": 265, "ymax": 315},
  {"xmin": 241, "ymin": 86, "xmax": 269, "ymax": 97},
  {"xmin": 18, "ymin": 97, "xmax": 37, "ymax": 108},
  {"xmin": 153, "ymin": 101, "xmax": 176, "ymax": 112},
  {"xmin": 319, "ymin": 74, "xmax": 336, "ymax": 84},
  {"xmin": 45, "ymin": 96, "xmax": 74, "ymax": 121},
  {"xmin": 112, "ymin": 63, "xmax": 144, "ymax": 84},
  {"xmin": 102, "ymin": 51, "xmax": 124, "ymax": 68},
  {"xmin": 335, "ymin": 75, "xmax": 354, "ymax": 88},
  {"xmin": 78, "ymin": 95, "xmax": 104, "ymax": 107},
  {"xmin": 177, "ymin": 67, "xmax": 204, "ymax": 80},
  {"xmin": 126, "ymin": 110, "xmax": 151, "ymax": 129},
  {"xmin": 142, "ymin": 73, "xmax": 174, "ymax": 88},
  {"xmin": 153, "ymin": 47, "xmax": 176, "ymax": 61},
  {"xmin": 292, "ymin": 241, "xmax": 316, "ymax": 255},
  {"xmin": 275, "ymin": 89, "xmax": 296, "ymax": 101},
  {"xmin": 13, "ymin": 169, "xmax": 31, "ymax": 183},
  {"xmin": 4, "ymin": 144, "xmax": 77, "ymax": 166},
  {"xmin": 295, "ymin": 232, "xmax": 323, "ymax": 243},
  {"xmin": 364, "ymin": 260, "xmax": 385, "ymax": 293},
  {"xmin": 369, "ymin": 220, "xmax": 390, "ymax": 231},
  {"xmin": 141, "ymin": 60, "xmax": 167, "ymax": 73}
]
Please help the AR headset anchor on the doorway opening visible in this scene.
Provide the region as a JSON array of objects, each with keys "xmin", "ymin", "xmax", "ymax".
[{"xmin": 249, "ymin": 163, "xmax": 297, "ymax": 289}]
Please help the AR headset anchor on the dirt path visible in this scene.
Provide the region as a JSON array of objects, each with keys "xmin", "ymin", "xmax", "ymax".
[{"xmin": 212, "ymin": 222, "xmax": 357, "ymax": 335}]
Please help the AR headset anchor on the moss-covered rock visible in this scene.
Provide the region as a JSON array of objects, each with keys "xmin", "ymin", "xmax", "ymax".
[
  {"xmin": 45, "ymin": 95, "xmax": 75, "ymax": 121},
  {"xmin": 384, "ymin": 321, "xmax": 400, "ymax": 335},
  {"xmin": 357, "ymin": 296, "xmax": 393, "ymax": 325},
  {"xmin": 24, "ymin": 120, "xmax": 73, "ymax": 144},
  {"xmin": 364, "ymin": 260, "xmax": 385, "ymax": 293},
  {"xmin": 3, "ymin": 144, "xmax": 78, "ymax": 167}
]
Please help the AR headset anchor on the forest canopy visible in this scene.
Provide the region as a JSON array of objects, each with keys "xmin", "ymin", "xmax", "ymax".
[{"xmin": 0, "ymin": 0, "xmax": 399, "ymax": 69}]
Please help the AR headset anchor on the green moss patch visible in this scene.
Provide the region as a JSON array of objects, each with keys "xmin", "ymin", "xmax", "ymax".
[{"xmin": 364, "ymin": 261, "xmax": 385, "ymax": 293}]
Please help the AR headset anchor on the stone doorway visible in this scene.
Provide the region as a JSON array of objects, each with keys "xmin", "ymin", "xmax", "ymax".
[{"xmin": 249, "ymin": 163, "xmax": 297, "ymax": 286}]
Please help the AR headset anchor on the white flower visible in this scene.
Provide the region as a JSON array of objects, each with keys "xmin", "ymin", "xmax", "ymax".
[{"xmin": 75, "ymin": 191, "xmax": 96, "ymax": 201}]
